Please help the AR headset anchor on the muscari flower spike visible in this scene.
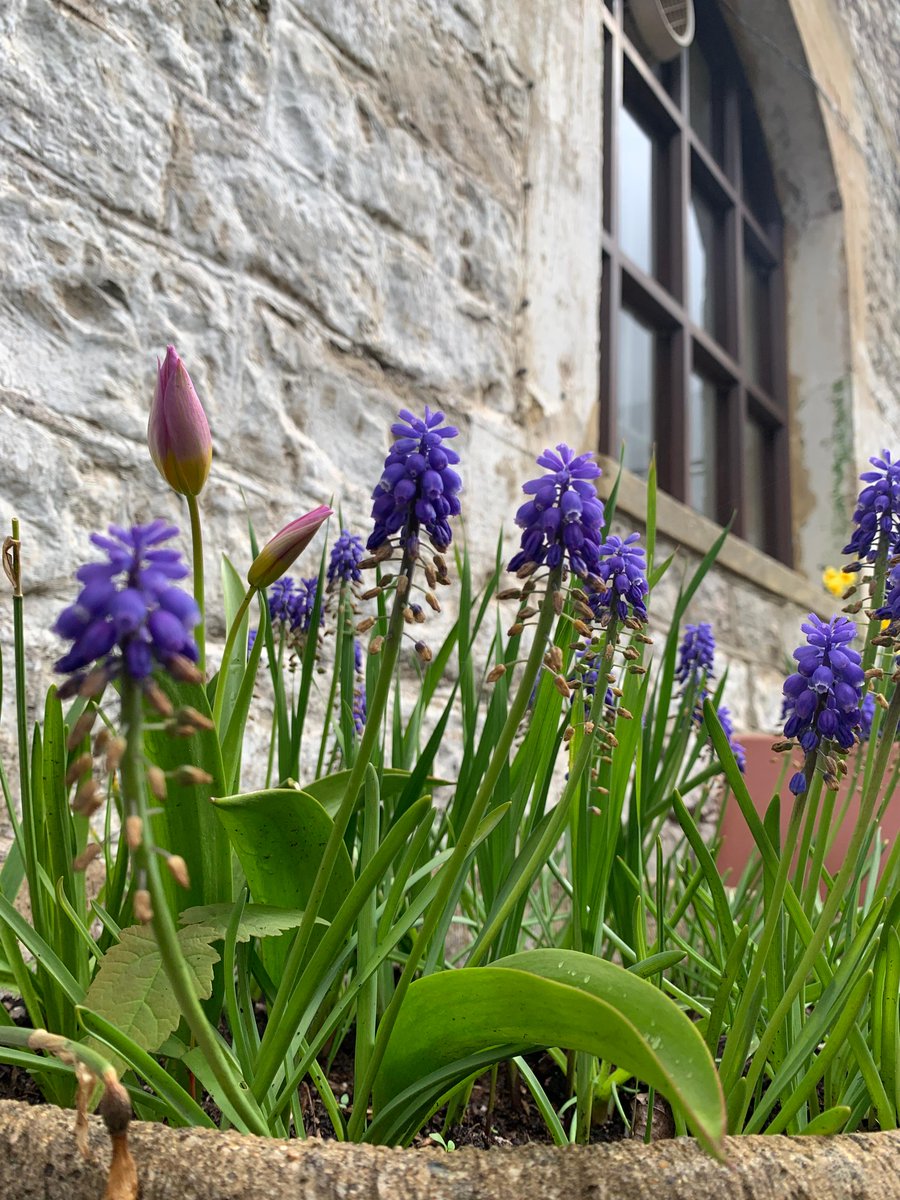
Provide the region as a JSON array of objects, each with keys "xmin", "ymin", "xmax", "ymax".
[
  {"xmin": 859, "ymin": 692, "xmax": 876, "ymax": 742},
  {"xmin": 54, "ymin": 521, "xmax": 199, "ymax": 683},
  {"xmin": 328, "ymin": 529, "xmax": 364, "ymax": 586},
  {"xmin": 875, "ymin": 561, "xmax": 900, "ymax": 631},
  {"xmin": 591, "ymin": 533, "xmax": 649, "ymax": 622},
  {"xmin": 676, "ymin": 622, "xmax": 716, "ymax": 687},
  {"xmin": 716, "ymin": 705, "xmax": 746, "ymax": 773},
  {"xmin": 509, "ymin": 445, "xmax": 605, "ymax": 581},
  {"xmin": 368, "ymin": 408, "xmax": 462, "ymax": 553},
  {"xmin": 843, "ymin": 450, "xmax": 900, "ymax": 565},
  {"xmin": 782, "ymin": 614, "xmax": 865, "ymax": 794}
]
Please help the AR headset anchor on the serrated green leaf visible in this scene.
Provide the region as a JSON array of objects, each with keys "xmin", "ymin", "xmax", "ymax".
[
  {"xmin": 84, "ymin": 923, "xmax": 220, "ymax": 1067},
  {"xmin": 180, "ymin": 903, "xmax": 308, "ymax": 942}
]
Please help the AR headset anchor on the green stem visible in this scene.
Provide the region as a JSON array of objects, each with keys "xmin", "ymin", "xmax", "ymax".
[
  {"xmin": 347, "ymin": 570, "xmax": 565, "ymax": 1140},
  {"xmin": 719, "ymin": 750, "xmax": 816, "ymax": 1095},
  {"xmin": 252, "ymin": 549, "xmax": 415, "ymax": 1099},
  {"xmin": 119, "ymin": 677, "xmax": 267, "ymax": 1135},
  {"xmin": 317, "ymin": 590, "xmax": 346, "ymax": 779},
  {"xmin": 211, "ymin": 586, "xmax": 255, "ymax": 734},
  {"xmin": 186, "ymin": 494, "xmax": 206, "ymax": 674},
  {"xmin": 738, "ymin": 689, "xmax": 900, "ymax": 1117},
  {"xmin": 6, "ymin": 520, "xmax": 38, "ymax": 934}
]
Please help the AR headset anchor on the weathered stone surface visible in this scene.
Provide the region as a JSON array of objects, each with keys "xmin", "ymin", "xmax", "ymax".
[{"xmin": 1, "ymin": 1101, "xmax": 899, "ymax": 1200}]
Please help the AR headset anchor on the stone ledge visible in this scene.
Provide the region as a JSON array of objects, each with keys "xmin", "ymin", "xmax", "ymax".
[
  {"xmin": 1, "ymin": 1100, "xmax": 898, "ymax": 1200},
  {"xmin": 597, "ymin": 456, "xmax": 826, "ymax": 615}
]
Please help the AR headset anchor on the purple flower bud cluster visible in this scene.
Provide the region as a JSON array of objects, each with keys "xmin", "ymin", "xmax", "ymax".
[
  {"xmin": 328, "ymin": 530, "xmax": 364, "ymax": 587},
  {"xmin": 859, "ymin": 692, "xmax": 876, "ymax": 742},
  {"xmin": 54, "ymin": 521, "xmax": 199, "ymax": 683},
  {"xmin": 782, "ymin": 614, "xmax": 864, "ymax": 793},
  {"xmin": 676, "ymin": 623, "xmax": 716, "ymax": 687},
  {"xmin": 509, "ymin": 445, "xmax": 605, "ymax": 580},
  {"xmin": 590, "ymin": 534, "xmax": 649, "ymax": 622},
  {"xmin": 843, "ymin": 450, "xmax": 900, "ymax": 565},
  {"xmin": 875, "ymin": 561, "xmax": 900, "ymax": 629},
  {"xmin": 716, "ymin": 706, "xmax": 746, "ymax": 773},
  {"xmin": 267, "ymin": 576, "xmax": 318, "ymax": 635},
  {"xmin": 368, "ymin": 408, "xmax": 462, "ymax": 553}
]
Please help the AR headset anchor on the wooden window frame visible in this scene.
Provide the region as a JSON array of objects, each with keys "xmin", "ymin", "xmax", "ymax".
[{"xmin": 600, "ymin": 0, "xmax": 791, "ymax": 564}]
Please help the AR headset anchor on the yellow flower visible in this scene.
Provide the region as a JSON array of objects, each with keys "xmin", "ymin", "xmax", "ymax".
[{"xmin": 822, "ymin": 566, "xmax": 854, "ymax": 598}]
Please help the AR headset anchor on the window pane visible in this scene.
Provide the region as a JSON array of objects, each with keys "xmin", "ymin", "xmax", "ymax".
[
  {"xmin": 689, "ymin": 42, "xmax": 713, "ymax": 150},
  {"xmin": 688, "ymin": 192, "xmax": 718, "ymax": 336},
  {"xmin": 618, "ymin": 310, "xmax": 655, "ymax": 477},
  {"xmin": 743, "ymin": 418, "xmax": 768, "ymax": 551},
  {"xmin": 688, "ymin": 374, "xmax": 717, "ymax": 519},
  {"xmin": 618, "ymin": 107, "xmax": 656, "ymax": 276},
  {"xmin": 743, "ymin": 251, "xmax": 771, "ymax": 389}
]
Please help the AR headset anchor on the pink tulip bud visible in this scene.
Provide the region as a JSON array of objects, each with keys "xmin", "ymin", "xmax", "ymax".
[
  {"xmin": 148, "ymin": 345, "xmax": 213, "ymax": 496},
  {"xmin": 248, "ymin": 506, "xmax": 333, "ymax": 589}
]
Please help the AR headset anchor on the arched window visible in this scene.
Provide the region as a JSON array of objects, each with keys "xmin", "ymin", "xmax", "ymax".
[{"xmin": 600, "ymin": 0, "xmax": 790, "ymax": 563}]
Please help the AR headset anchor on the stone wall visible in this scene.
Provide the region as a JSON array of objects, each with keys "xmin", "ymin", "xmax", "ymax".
[{"xmin": 0, "ymin": 0, "xmax": 897, "ymax": 749}]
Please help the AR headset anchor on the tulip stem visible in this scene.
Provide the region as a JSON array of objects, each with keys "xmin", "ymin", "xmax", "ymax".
[
  {"xmin": 212, "ymin": 585, "xmax": 256, "ymax": 736},
  {"xmin": 186, "ymin": 494, "xmax": 206, "ymax": 673}
]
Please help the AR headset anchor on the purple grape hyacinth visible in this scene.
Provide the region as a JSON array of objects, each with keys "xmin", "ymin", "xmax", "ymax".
[
  {"xmin": 782, "ymin": 614, "xmax": 865, "ymax": 792},
  {"xmin": 328, "ymin": 530, "xmax": 364, "ymax": 587},
  {"xmin": 54, "ymin": 521, "xmax": 199, "ymax": 683},
  {"xmin": 676, "ymin": 623, "xmax": 716, "ymax": 687},
  {"xmin": 591, "ymin": 533, "xmax": 649, "ymax": 622},
  {"xmin": 368, "ymin": 408, "xmax": 462, "ymax": 553},
  {"xmin": 875, "ymin": 561, "xmax": 900, "ymax": 630},
  {"xmin": 508, "ymin": 445, "xmax": 605, "ymax": 581},
  {"xmin": 716, "ymin": 706, "xmax": 746, "ymax": 773},
  {"xmin": 843, "ymin": 450, "xmax": 900, "ymax": 565}
]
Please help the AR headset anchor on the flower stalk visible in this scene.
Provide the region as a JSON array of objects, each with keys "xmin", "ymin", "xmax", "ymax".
[{"xmin": 118, "ymin": 676, "xmax": 268, "ymax": 1135}]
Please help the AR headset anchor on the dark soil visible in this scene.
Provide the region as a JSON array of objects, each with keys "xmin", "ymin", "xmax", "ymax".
[{"xmin": 0, "ymin": 996, "xmax": 632, "ymax": 1148}]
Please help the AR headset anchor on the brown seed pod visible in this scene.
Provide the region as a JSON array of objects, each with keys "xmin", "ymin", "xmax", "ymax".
[
  {"xmin": 361, "ymin": 587, "xmax": 383, "ymax": 601},
  {"xmin": 425, "ymin": 564, "xmax": 437, "ymax": 589},
  {"xmin": 71, "ymin": 780, "xmax": 102, "ymax": 817},
  {"xmin": 166, "ymin": 855, "xmax": 191, "ymax": 890},
  {"xmin": 67, "ymin": 709, "xmax": 97, "ymax": 751},
  {"xmin": 106, "ymin": 737, "xmax": 126, "ymax": 774},
  {"xmin": 147, "ymin": 766, "xmax": 168, "ymax": 801},
  {"xmin": 145, "ymin": 681, "xmax": 174, "ymax": 717},
  {"xmin": 396, "ymin": 574, "xmax": 409, "ymax": 596},
  {"xmin": 553, "ymin": 674, "xmax": 571, "ymax": 698},
  {"xmin": 414, "ymin": 641, "xmax": 433, "ymax": 663},
  {"xmin": 167, "ymin": 654, "xmax": 203, "ymax": 686},
  {"xmin": 134, "ymin": 890, "xmax": 153, "ymax": 923},
  {"xmin": 65, "ymin": 754, "xmax": 93, "ymax": 788},
  {"xmin": 497, "ymin": 588, "xmax": 522, "ymax": 601},
  {"xmin": 369, "ymin": 635, "xmax": 384, "ymax": 655},
  {"xmin": 72, "ymin": 843, "xmax": 102, "ymax": 872},
  {"xmin": 356, "ymin": 616, "xmax": 376, "ymax": 634},
  {"xmin": 486, "ymin": 664, "xmax": 507, "ymax": 683},
  {"xmin": 174, "ymin": 705, "xmax": 215, "ymax": 732},
  {"xmin": 125, "ymin": 816, "xmax": 143, "ymax": 849},
  {"xmin": 507, "ymin": 623, "xmax": 524, "ymax": 637},
  {"xmin": 426, "ymin": 592, "xmax": 441, "ymax": 613},
  {"xmin": 172, "ymin": 765, "xmax": 214, "ymax": 787}
]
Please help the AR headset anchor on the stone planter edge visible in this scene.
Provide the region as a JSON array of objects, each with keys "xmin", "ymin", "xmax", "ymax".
[{"xmin": 1, "ymin": 1099, "xmax": 899, "ymax": 1199}]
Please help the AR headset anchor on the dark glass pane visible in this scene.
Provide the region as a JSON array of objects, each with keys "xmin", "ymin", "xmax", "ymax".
[
  {"xmin": 743, "ymin": 250, "xmax": 771, "ymax": 389},
  {"xmin": 688, "ymin": 191, "xmax": 718, "ymax": 336},
  {"xmin": 688, "ymin": 374, "xmax": 717, "ymax": 519},
  {"xmin": 618, "ymin": 310, "xmax": 656, "ymax": 477},
  {"xmin": 689, "ymin": 42, "xmax": 713, "ymax": 148},
  {"xmin": 618, "ymin": 107, "xmax": 656, "ymax": 276},
  {"xmin": 743, "ymin": 418, "xmax": 768, "ymax": 551}
]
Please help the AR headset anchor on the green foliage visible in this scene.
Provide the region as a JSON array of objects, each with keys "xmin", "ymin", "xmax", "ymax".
[{"xmin": 1, "ymin": 440, "xmax": 897, "ymax": 1156}]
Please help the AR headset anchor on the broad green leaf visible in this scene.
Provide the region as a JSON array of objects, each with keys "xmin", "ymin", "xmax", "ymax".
[
  {"xmin": 211, "ymin": 789, "xmax": 354, "ymax": 913},
  {"xmin": 212, "ymin": 787, "xmax": 354, "ymax": 980},
  {"xmin": 371, "ymin": 948, "xmax": 725, "ymax": 1156},
  {"xmin": 300, "ymin": 769, "xmax": 451, "ymax": 819},
  {"xmin": 83, "ymin": 923, "xmax": 220, "ymax": 1064},
  {"xmin": 180, "ymin": 903, "xmax": 308, "ymax": 942}
]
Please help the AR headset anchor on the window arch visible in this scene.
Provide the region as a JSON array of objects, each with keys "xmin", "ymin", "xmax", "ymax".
[{"xmin": 600, "ymin": 0, "xmax": 791, "ymax": 563}]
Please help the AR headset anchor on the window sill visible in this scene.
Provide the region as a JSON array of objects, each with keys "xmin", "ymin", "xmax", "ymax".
[{"xmin": 596, "ymin": 455, "xmax": 824, "ymax": 613}]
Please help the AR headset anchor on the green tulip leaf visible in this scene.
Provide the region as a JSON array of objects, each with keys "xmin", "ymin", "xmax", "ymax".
[
  {"xmin": 211, "ymin": 788, "xmax": 354, "ymax": 980},
  {"xmin": 300, "ymin": 769, "xmax": 452, "ymax": 819},
  {"xmin": 371, "ymin": 948, "xmax": 725, "ymax": 1156}
]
